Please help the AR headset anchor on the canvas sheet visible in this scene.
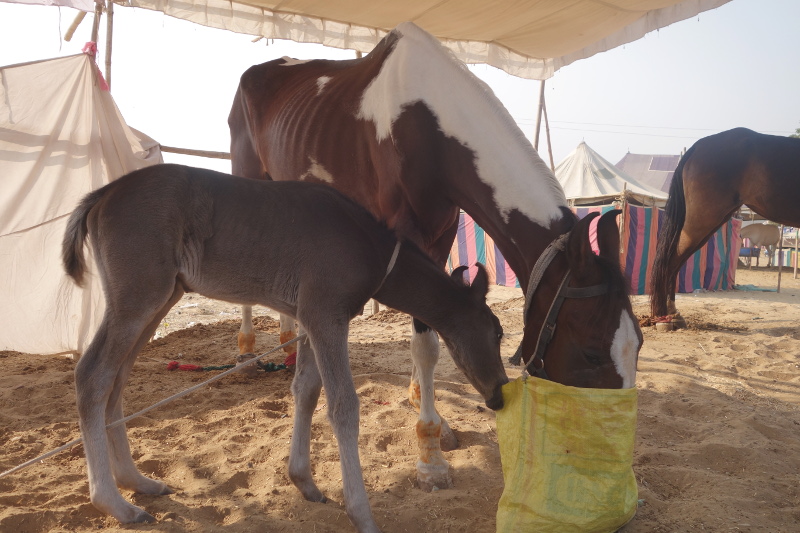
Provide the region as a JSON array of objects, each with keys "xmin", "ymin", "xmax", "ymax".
[{"xmin": 0, "ymin": 53, "xmax": 161, "ymax": 355}]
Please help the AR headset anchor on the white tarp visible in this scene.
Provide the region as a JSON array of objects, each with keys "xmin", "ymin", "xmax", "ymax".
[
  {"xmin": 126, "ymin": 0, "xmax": 731, "ymax": 80},
  {"xmin": 0, "ymin": 53, "xmax": 161, "ymax": 355},
  {"xmin": 555, "ymin": 142, "xmax": 668, "ymax": 207},
  {"xmin": 0, "ymin": 0, "xmax": 94, "ymax": 12}
]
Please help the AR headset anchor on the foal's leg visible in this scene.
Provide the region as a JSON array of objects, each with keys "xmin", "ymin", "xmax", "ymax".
[
  {"xmin": 76, "ymin": 317, "xmax": 160, "ymax": 523},
  {"xmin": 288, "ymin": 328, "xmax": 326, "ymax": 502},
  {"xmin": 107, "ymin": 286, "xmax": 184, "ymax": 495},
  {"xmin": 409, "ymin": 320, "xmax": 454, "ymax": 491},
  {"xmin": 302, "ymin": 318, "xmax": 379, "ymax": 533}
]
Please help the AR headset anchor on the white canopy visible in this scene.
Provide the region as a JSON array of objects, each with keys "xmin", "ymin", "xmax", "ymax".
[
  {"xmin": 555, "ymin": 142, "xmax": 668, "ymax": 207},
  {"xmin": 124, "ymin": 0, "xmax": 731, "ymax": 80},
  {"xmin": 0, "ymin": 53, "xmax": 161, "ymax": 355}
]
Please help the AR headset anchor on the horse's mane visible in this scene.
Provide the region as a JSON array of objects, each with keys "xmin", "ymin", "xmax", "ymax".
[{"xmin": 362, "ymin": 23, "xmax": 567, "ymax": 227}]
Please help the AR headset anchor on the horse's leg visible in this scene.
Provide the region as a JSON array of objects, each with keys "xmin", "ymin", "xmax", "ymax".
[
  {"xmin": 287, "ymin": 327, "xmax": 326, "ymax": 502},
  {"xmin": 76, "ymin": 316, "xmax": 160, "ymax": 523},
  {"xmin": 410, "ymin": 319, "xmax": 454, "ymax": 491},
  {"xmin": 279, "ymin": 313, "xmax": 298, "ymax": 359},
  {"xmin": 107, "ymin": 285, "xmax": 184, "ymax": 495},
  {"xmin": 238, "ymin": 305, "xmax": 256, "ymax": 354},
  {"xmin": 302, "ymin": 317, "xmax": 379, "ymax": 533},
  {"xmin": 668, "ymin": 202, "xmax": 740, "ymax": 312}
]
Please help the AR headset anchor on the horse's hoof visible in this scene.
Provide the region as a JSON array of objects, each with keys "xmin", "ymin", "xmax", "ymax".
[
  {"xmin": 416, "ymin": 462, "xmax": 453, "ymax": 492},
  {"xmin": 132, "ymin": 510, "xmax": 157, "ymax": 523},
  {"xmin": 439, "ymin": 418, "xmax": 459, "ymax": 452}
]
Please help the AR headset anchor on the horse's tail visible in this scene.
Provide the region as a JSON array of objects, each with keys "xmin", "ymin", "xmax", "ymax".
[
  {"xmin": 650, "ymin": 145, "xmax": 695, "ymax": 317},
  {"xmin": 62, "ymin": 187, "xmax": 107, "ymax": 287}
]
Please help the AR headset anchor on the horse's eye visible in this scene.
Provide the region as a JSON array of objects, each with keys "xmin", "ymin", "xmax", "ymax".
[
  {"xmin": 584, "ymin": 351, "xmax": 604, "ymax": 366},
  {"xmin": 497, "ymin": 332, "xmax": 504, "ymax": 341}
]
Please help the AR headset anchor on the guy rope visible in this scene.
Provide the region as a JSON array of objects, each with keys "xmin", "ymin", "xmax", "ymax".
[{"xmin": 0, "ymin": 334, "xmax": 305, "ymax": 479}]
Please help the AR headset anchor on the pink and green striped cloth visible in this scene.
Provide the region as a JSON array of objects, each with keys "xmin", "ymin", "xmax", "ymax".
[{"xmin": 448, "ymin": 207, "xmax": 741, "ymax": 295}]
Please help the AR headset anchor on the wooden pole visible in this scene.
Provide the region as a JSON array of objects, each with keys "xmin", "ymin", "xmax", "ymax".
[
  {"xmin": 794, "ymin": 227, "xmax": 798, "ymax": 279},
  {"xmin": 64, "ymin": 12, "xmax": 86, "ymax": 42},
  {"xmin": 90, "ymin": 0, "xmax": 102, "ymax": 43},
  {"xmin": 541, "ymin": 86, "xmax": 555, "ymax": 171},
  {"xmin": 777, "ymin": 224, "xmax": 784, "ymax": 293},
  {"xmin": 533, "ymin": 80, "xmax": 545, "ymax": 151},
  {"xmin": 105, "ymin": 0, "xmax": 114, "ymax": 89},
  {"xmin": 160, "ymin": 145, "xmax": 231, "ymax": 159}
]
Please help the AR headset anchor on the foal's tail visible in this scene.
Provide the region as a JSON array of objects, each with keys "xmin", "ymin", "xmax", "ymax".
[
  {"xmin": 62, "ymin": 188, "xmax": 106, "ymax": 287},
  {"xmin": 650, "ymin": 144, "xmax": 696, "ymax": 317}
]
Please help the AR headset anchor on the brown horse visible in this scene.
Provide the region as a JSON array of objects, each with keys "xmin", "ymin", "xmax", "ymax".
[
  {"xmin": 651, "ymin": 128, "xmax": 800, "ymax": 317},
  {"xmin": 62, "ymin": 164, "xmax": 507, "ymax": 531},
  {"xmin": 229, "ymin": 22, "xmax": 642, "ymax": 491}
]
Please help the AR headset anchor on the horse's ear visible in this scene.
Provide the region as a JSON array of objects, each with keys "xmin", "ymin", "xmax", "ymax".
[
  {"xmin": 451, "ymin": 265, "xmax": 469, "ymax": 286},
  {"xmin": 596, "ymin": 209, "xmax": 622, "ymax": 266},
  {"xmin": 566, "ymin": 212, "xmax": 599, "ymax": 275},
  {"xmin": 470, "ymin": 263, "xmax": 490, "ymax": 300}
]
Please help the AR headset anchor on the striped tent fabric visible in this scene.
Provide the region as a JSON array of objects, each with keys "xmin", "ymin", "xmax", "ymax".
[
  {"xmin": 448, "ymin": 207, "xmax": 740, "ymax": 295},
  {"xmin": 447, "ymin": 212, "xmax": 520, "ymax": 288}
]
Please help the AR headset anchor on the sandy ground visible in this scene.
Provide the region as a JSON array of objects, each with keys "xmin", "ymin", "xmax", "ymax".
[{"xmin": 1, "ymin": 266, "xmax": 799, "ymax": 532}]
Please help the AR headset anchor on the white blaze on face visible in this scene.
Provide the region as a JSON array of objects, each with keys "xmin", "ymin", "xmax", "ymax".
[
  {"xmin": 300, "ymin": 158, "xmax": 335, "ymax": 184},
  {"xmin": 356, "ymin": 22, "xmax": 566, "ymax": 227},
  {"xmin": 316, "ymin": 76, "xmax": 331, "ymax": 95},
  {"xmin": 610, "ymin": 310, "xmax": 639, "ymax": 388}
]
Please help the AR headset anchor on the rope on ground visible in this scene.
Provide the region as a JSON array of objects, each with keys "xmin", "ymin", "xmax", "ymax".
[{"xmin": 0, "ymin": 333, "xmax": 306, "ymax": 480}]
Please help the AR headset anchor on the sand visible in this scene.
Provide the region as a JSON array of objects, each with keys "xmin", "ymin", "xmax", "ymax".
[{"xmin": 1, "ymin": 266, "xmax": 799, "ymax": 532}]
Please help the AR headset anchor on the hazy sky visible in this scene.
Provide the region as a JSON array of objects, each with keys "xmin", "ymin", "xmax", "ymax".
[{"xmin": 1, "ymin": 0, "xmax": 798, "ymax": 173}]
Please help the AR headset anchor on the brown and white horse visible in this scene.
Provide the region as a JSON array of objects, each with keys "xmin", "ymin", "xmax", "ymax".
[
  {"xmin": 230, "ymin": 22, "xmax": 643, "ymax": 491},
  {"xmin": 62, "ymin": 164, "xmax": 507, "ymax": 532}
]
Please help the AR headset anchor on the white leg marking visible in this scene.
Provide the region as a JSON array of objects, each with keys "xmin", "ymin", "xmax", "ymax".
[{"xmin": 611, "ymin": 310, "xmax": 639, "ymax": 388}]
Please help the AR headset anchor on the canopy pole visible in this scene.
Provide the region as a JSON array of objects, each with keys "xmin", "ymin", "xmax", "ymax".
[
  {"xmin": 533, "ymin": 80, "xmax": 545, "ymax": 151},
  {"xmin": 541, "ymin": 87, "xmax": 555, "ymax": 171},
  {"xmin": 90, "ymin": 0, "xmax": 102, "ymax": 43},
  {"xmin": 105, "ymin": 0, "xmax": 114, "ymax": 89},
  {"xmin": 794, "ymin": 227, "xmax": 798, "ymax": 279},
  {"xmin": 777, "ymin": 224, "xmax": 784, "ymax": 293}
]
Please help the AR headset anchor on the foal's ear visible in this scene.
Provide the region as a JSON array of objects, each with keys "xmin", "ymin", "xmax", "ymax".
[
  {"xmin": 566, "ymin": 212, "xmax": 599, "ymax": 274},
  {"xmin": 470, "ymin": 263, "xmax": 490, "ymax": 300},
  {"xmin": 451, "ymin": 265, "xmax": 469, "ymax": 286},
  {"xmin": 596, "ymin": 209, "xmax": 622, "ymax": 266}
]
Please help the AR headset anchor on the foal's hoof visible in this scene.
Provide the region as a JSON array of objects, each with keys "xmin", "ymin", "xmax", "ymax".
[
  {"xmin": 439, "ymin": 418, "xmax": 459, "ymax": 452},
  {"xmin": 131, "ymin": 510, "xmax": 157, "ymax": 524},
  {"xmin": 416, "ymin": 462, "xmax": 453, "ymax": 492},
  {"xmin": 235, "ymin": 353, "xmax": 259, "ymax": 377}
]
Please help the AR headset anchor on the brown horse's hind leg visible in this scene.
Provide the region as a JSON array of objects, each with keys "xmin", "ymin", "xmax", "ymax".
[{"xmin": 668, "ymin": 204, "xmax": 740, "ymax": 313}]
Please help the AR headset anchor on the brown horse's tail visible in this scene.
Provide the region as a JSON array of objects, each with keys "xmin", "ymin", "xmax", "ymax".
[
  {"xmin": 650, "ymin": 145, "xmax": 696, "ymax": 317},
  {"xmin": 62, "ymin": 187, "xmax": 106, "ymax": 287}
]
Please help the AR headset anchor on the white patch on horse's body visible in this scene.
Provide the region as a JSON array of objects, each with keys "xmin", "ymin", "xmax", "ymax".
[
  {"xmin": 610, "ymin": 310, "xmax": 638, "ymax": 388},
  {"xmin": 280, "ymin": 56, "xmax": 313, "ymax": 66},
  {"xmin": 357, "ymin": 22, "xmax": 566, "ymax": 227},
  {"xmin": 316, "ymin": 76, "xmax": 332, "ymax": 94},
  {"xmin": 300, "ymin": 158, "xmax": 335, "ymax": 183}
]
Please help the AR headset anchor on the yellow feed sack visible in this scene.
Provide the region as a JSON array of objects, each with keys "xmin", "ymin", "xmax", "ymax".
[{"xmin": 496, "ymin": 376, "xmax": 638, "ymax": 533}]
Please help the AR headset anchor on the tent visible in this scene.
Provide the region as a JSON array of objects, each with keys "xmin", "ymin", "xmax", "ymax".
[
  {"xmin": 118, "ymin": 0, "xmax": 732, "ymax": 80},
  {"xmin": 615, "ymin": 152, "xmax": 681, "ymax": 194},
  {"xmin": 556, "ymin": 142, "xmax": 668, "ymax": 207},
  {"xmin": 449, "ymin": 143, "xmax": 740, "ymax": 295},
  {"xmin": 0, "ymin": 53, "xmax": 162, "ymax": 355}
]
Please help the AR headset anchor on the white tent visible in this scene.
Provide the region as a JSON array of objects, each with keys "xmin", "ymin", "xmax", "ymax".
[
  {"xmin": 0, "ymin": 53, "xmax": 161, "ymax": 355},
  {"xmin": 555, "ymin": 142, "xmax": 668, "ymax": 207},
  {"xmin": 117, "ymin": 0, "xmax": 730, "ymax": 80}
]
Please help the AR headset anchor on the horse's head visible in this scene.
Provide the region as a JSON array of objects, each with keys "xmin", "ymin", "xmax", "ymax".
[
  {"xmin": 516, "ymin": 210, "xmax": 642, "ymax": 389},
  {"xmin": 442, "ymin": 264, "xmax": 508, "ymax": 410}
]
